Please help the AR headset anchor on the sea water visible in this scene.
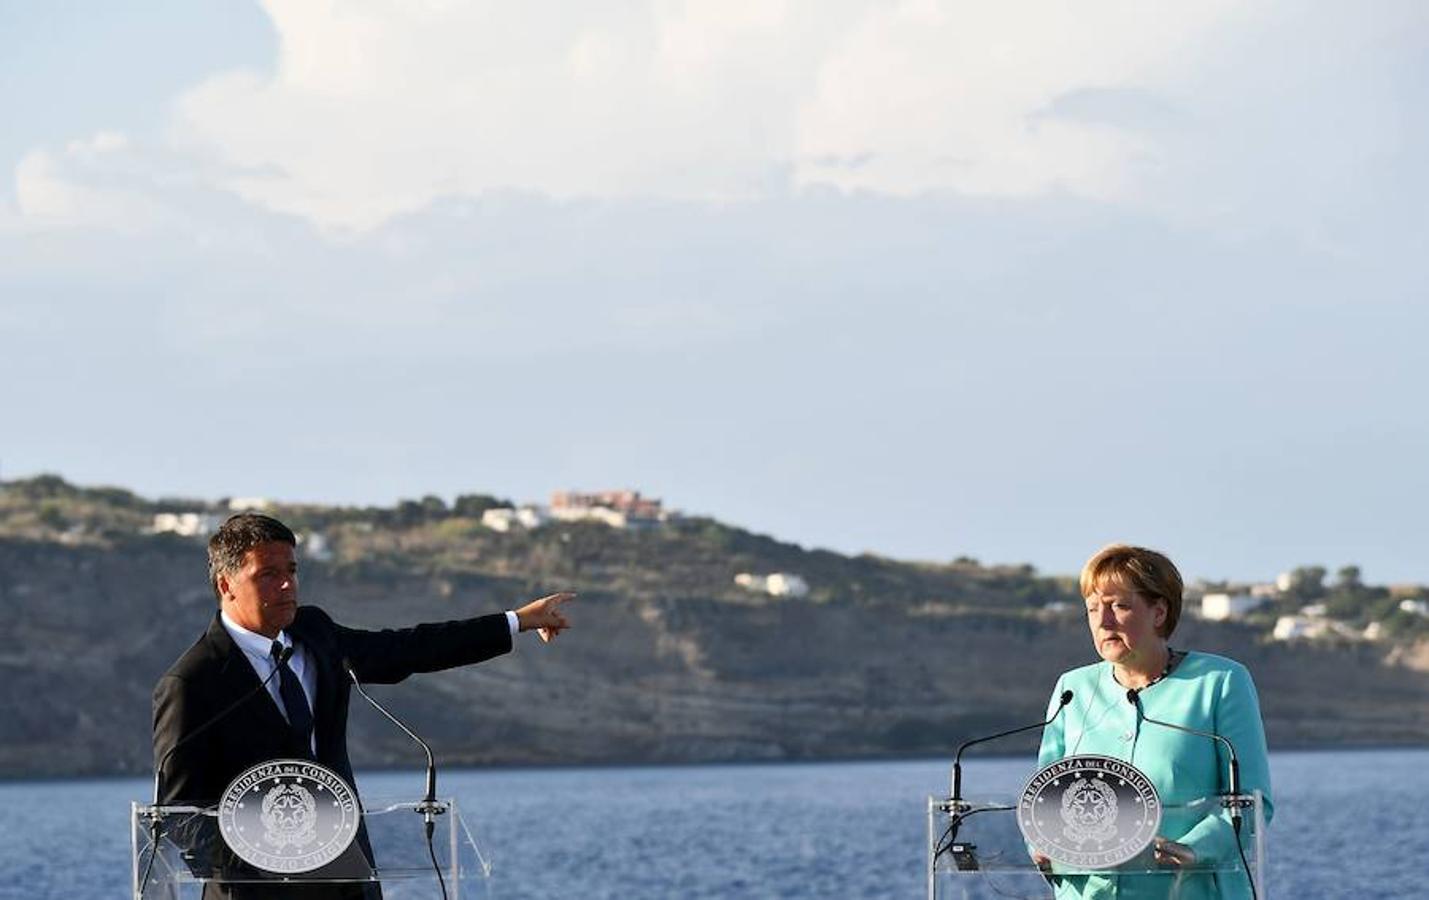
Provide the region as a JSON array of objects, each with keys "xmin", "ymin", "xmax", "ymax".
[{"xmin": 0, "ymin": 748, "xmax": 1424, "ymax": 898}]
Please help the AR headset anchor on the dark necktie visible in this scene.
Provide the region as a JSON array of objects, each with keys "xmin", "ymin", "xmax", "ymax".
[{"xmin": 271, "ymin": 640, "xmax": 314, "ymax": 752}]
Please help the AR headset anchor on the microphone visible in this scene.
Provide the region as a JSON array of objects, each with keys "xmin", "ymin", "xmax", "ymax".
[
  {"xmin": 950, "ymin": 690, "xmax": 1073, "ymax": 806},
  {"xmin": 344, "ymin": 658, "xmax": 451, "ymax": 900},
  {"xmin": 342, "ymin": 659, "xmax": 440, "ymax": 832},
  {"xmin": 1124, "ymin": 689, "xmax": 1244, "ymax": 828}
]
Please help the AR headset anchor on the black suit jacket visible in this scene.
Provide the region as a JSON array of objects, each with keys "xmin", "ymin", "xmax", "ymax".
[{"xmin": 152, "ymin": 605, "xmax": 513, "ymax": 896}]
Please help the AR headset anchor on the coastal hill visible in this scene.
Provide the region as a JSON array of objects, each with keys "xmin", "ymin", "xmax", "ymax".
[{"xmin": 1, "ymin": 475, "xmax": 1426, "ymax": 779}]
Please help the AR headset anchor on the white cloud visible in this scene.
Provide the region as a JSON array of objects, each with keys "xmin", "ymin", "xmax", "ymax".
[
  {"xmin": 791, "ymin": 2, "xmax": 1241, "ymax": 199},
  {"xmin": 10, "ymin": 1, "xmax": 1427, "ymax": 240},
  {"xmin": 156, "ymin": 0, "xmax": 1265, "ymax": 231},
  {"xmin": 12, "ymin": 131, "xmax": 174, "ymax": 232}
]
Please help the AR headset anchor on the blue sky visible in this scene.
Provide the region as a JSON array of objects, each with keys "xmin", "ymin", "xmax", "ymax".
[{"xmin": 2, "ymin": 1, "xmax": 1426, "ymax": 583}]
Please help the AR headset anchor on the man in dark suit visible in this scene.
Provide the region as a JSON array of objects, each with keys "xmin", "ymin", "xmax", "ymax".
[{"xmin": 152, "ymin": 513, "xmax": 573, "ymax": 897}]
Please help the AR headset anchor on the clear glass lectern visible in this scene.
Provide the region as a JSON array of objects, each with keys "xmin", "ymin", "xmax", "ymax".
[
  {"xmin": 131, "ymin": 798, "xmax": 491, "ymax": 899},
  {"xmin": 926, "ymin": 792, "xmax": 1266, "ymax": 900}
]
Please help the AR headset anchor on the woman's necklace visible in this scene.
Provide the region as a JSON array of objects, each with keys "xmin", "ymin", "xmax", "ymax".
[{"xmin": 1117, "ymin": 647, "xmax": 1183, "ymax": 694}]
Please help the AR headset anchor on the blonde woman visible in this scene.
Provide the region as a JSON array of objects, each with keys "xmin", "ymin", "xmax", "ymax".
[{"xmin": 1037, "ymin": 544, "xmax": 1273, "ymax": 899}]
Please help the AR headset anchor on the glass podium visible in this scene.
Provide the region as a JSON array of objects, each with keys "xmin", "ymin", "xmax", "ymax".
[
  {"xmin": 131, "ymin": 798, "xmax": 492, "ymax": 899},
  {"xmin": 926, "ymin": 792, "xmax": 1266, "ymax": 899}
]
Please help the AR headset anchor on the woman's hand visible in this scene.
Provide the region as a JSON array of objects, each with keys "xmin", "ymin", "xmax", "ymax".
[{"xmin": 1153, "ymin": 837, "xmax": 1196, "ymax": 867}]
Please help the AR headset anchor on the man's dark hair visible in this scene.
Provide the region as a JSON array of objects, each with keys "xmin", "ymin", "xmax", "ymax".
[{"xmin": 208, "ymin": 513, "xmax": 296, "ymax": 602}]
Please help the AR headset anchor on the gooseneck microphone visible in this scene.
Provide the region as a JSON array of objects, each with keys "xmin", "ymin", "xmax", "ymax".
[
  {"xmin": 936, "ymin": 691, "xmax": 1075, "ymax": 874},
  {"xmin": 1124, "ymin": 689, "xmax": 1242, "ymax": 814},
  {"xmin": 140, "ymin": 645, "xmax": 295, "ymax": 897},
  {"xmin": 1125, "ymin": 688, "xmax": 1258, "ymax": 900},
  {"xmin": 950, "ymin": 690, "xmax": 1073, "ymax": 806},
  {"xmin": 343, "ymin": 659, "xmax": 437, "ymax": 817},
  {"xmin": 343, "ymin": 658, "xmax": 449, "ymax": 900}
]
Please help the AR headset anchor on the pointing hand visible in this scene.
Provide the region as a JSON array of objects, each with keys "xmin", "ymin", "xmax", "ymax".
[{"xmin": 515, "ymin": 592, "xmax": 576, "ymax": 642}]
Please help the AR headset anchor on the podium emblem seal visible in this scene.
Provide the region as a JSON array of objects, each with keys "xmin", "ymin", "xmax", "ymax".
[
  {"xmin": 1018, "ymin": 755, "xmax": 1160, "ymax": 868},
  {"xmin": 218, "ymin": 759, "xmax": 360, "ymax": 873}
]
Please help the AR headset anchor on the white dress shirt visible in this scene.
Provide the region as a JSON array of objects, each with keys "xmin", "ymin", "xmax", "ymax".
[{"xmin": 220, "ymin": 609, "xmax": 319, "ymax": 755}]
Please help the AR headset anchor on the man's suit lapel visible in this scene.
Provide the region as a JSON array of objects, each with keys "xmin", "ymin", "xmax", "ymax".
[{"xmin": 202, "ymin": 613, "xmax": 302, "ymax": 741}]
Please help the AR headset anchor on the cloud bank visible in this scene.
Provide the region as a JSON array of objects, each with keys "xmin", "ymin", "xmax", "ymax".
[{"xmin": 13, "ymin": 0, "xmax": 1423, "ymax": 240}]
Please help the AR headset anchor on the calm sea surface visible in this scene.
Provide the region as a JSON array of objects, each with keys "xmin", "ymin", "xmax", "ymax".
[{"xmin": 1, "ymin": 748, "xmax": 1424, "ymax": 898}]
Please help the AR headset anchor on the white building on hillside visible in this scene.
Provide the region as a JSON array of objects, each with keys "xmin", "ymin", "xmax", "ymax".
[
  {"xmin": 735, "ymin": 572, "xmax": 810, "ymax": 598},
  {"xmin": 152, "ymin": 512, "xmax": 224, "ymax": 537},
  {"xmin": 1273, "ymin": 614, "xmax": 1360, "ymax": 642},
  {"xmin": 300, "ymin": 531, "xmax": 333, "ymax": 561},
  {"xmin": 765, "ymin": 573, "xmax": 809, "ymax": 597},
  {"xmin": 1201, "ymin": 592, "xmax": 1266, "ymax": 621},
  {"xmin": 1273, "ymin": 615, "xmax": 1322, "ymax": 641},
  {"xmin": 481, "ymin": 506, "xmax": 546, "ymax": 532}
]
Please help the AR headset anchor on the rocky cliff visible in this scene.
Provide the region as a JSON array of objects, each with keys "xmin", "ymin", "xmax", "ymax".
[{"xmin": 0, "ymin": 479, "xmax": 1425, "ymax": 779}]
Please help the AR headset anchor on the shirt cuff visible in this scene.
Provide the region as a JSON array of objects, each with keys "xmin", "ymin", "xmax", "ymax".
[{"xmin": 504, "ymin": 610, "xmax": 520, "ymax": 638}]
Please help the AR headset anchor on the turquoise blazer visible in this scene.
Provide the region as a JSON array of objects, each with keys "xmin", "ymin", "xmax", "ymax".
[{"xmin": 1037, "ymin": 652, "xmax": 1274, "ymax": 899}]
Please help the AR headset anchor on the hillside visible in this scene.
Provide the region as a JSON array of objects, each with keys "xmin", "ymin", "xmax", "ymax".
[{"xmin": 1, "ymin": 475, "xmax": 1426, "ymax": 779}]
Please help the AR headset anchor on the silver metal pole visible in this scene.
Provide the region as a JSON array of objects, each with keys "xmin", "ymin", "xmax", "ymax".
[
  {"xmin": 450, "ymin": 798, "xmax": 460, "ymax": 900},
  {"xmin": 927, "ymin": 796, "xmax": 937, "ymax": 900}
]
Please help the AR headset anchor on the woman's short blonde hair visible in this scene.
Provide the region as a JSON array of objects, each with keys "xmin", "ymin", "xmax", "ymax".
[{"xmin": 1080, "ymin": 543, "xmax": 1184, "ymax": 638}]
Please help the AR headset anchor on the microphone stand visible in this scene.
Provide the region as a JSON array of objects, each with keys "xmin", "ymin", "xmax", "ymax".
[
  {"xmin": 1125, "ymin": 689, "xmax": 1247, "ymax": 828},
  {"xmin": 949, "ymin": 690, "xmax": 1074, "ymax": 810},
  {"xmin": 344, "ymin": 660, "xmax": 448, "ymax": 900},
  {"xmin": 1126, "ymin": 689, "xmax": 1258, "ymax": 900},
  {"xmin": 934, "ymin": 691, "xmax": 1074, "ymax": 872}
]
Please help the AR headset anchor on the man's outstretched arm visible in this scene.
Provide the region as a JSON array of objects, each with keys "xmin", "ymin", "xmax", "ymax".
[{"xmin": 331, "ymin": 591, "xmax": 578, "ymax": 684}]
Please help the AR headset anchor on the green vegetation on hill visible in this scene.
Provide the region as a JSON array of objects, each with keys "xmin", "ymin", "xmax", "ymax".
[
  {"xmin": 3, "ymin": 474, "xmax": 1421, "ymax": 643},
  {"xmin": 0, "ymin": 473, "xmax": 1085, "ymax": 614}
]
